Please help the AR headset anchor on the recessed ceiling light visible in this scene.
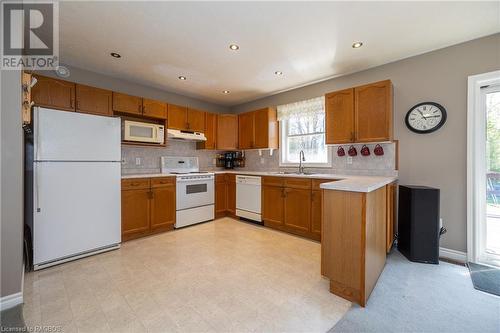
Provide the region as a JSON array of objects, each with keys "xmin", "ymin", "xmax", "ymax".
[
  {"xmin": 222, "ymin": 90, "xmax": 230, "ymax": 94},
  {"xmin": 274, "ymin": 71, "xmax": 283, "ymax": 76},
  {"xmin": 229, "ymin": 44, "xmax": 239, "ymax": 51},
  {"xmin": 178, "ymin": 76, "xmax": 187, "ymax": 80},
  {"xmin": 352, "ymin": 42, "xmax": 363, "ymax": 49},
  {"xmin": 110, "ymin": 52, "xmax": 121, "ymax": 58}
]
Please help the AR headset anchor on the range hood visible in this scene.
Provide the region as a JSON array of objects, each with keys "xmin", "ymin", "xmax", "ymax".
[{"xmin": 167, "ymin": 129, "xmax": 207, "ymax": 141}]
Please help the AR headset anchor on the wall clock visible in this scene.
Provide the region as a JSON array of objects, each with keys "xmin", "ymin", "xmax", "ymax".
[{"xmin": 405, "ymin": 102, "xmax": 447, "ymax": 134}]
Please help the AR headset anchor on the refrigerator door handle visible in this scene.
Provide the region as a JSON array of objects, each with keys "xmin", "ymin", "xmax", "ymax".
[
  {"xmin": 35, "ymin": 107, "xmax": 40, "ymax": 161},
  {"xmin": 35, "ymin": 163, "xmax": 40, "ymax": 213}
]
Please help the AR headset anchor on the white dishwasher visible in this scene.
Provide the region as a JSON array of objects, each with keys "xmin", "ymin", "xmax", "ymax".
[{"xmin": 236, "ymin": 175, "xmax": 262, "ymax": 223}]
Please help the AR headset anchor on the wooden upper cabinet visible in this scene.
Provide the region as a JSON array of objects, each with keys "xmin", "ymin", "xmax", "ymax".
[
  {"xmin": 355, "ymin": 80, "xmax": 393, "ymax": 142},
  {"xmin": 238, "ymin": 107, "xmax": 278, "ymax": 150},
  {"xmin": 75, "ymin": 84, "xmax": 112, "ymax": 116},
  {"xmin": 112, "ymin": 92, "xmax": 142, "ymax": 115},
  {"xmin": 187, "ymin": 108, "xmax": 206, "ymax": 132},
  {"xmin": 238, "ymin": 111, "xmax": 255, "ymax": 149},
  {"xmin": 168, "ymin": 104, "xmax": 188, "ymax": 130},
  {"xmin": 197, "ymin": 112, "xmax": 216, "ymax": 150},
  {"xmin": 31, "ymin": 75, "xmax": 75, "ymax": 111},
  {"xmin": 143, "ymin": 98, "xmax": 167, "ymax": 119},
  {"xmin": 325, "ymin": 88, "xmax": 354, "ymax": 144},
  {"xmin": 325, "ymin": 80, "xmax": 393, "ymax": 144},
  {"xmin": 216, "ymin": 114, "xmax": 238, "ymax": 150},
  {"xmin": 254, "ymin": 107, "xmax": 278, "ymax": 149}
]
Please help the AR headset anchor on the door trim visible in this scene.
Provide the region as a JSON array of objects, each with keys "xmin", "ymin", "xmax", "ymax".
[{"xmin": 467, "ymin": 70, "xmax": 500, "ymax": 264}]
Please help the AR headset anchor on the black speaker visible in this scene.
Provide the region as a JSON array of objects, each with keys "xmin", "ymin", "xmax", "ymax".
[{"xmin": 397, "ymin": 185, "xmax": 440, "ymax": 264}]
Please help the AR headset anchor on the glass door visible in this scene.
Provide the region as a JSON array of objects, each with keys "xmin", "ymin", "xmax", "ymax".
[{"xmin": 481, "ymin": 85, "xmax": 500, "ymax": 267}]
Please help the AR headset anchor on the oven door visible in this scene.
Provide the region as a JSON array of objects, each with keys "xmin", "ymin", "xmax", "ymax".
[{"xmin": 176, "ymin": 178, "xmax": 214, "ymax": 210}]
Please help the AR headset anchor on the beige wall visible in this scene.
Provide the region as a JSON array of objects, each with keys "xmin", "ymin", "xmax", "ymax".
[
  {"xmin": 1, "ymin": 69, "xmax": 24, "ymax": 299},
  {"xmin": 42, "ymin": 65, "xmax": 230, "ymax": 114},
  {"xmin": 231, "ymin": 34, "xmax": 500, "ymax": 253}
]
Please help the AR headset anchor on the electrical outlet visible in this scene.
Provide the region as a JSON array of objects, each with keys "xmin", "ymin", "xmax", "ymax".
[
  {"xmin": 347, "ymin": 156, "xmax": 353, "ymax": 164},
  {"xmin": 135, "ymin": 157, "xmax": 142, "ymax": 166}
]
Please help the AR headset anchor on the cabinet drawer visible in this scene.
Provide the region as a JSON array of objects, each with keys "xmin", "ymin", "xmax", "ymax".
[
  {"xmin": 122, "ymin": 178, "xmax": 150, "ymax": 190},
  {"xmin": 262, "ymin": 176, "xmax": 285, "ymax": 187},
  {"xmin": 284, "ymin": 178, "xmax": 311, "ymax": 189},
  {"xmin": 312, "ymin": 179, "xmax": 337, "ymax": 190},
  {"xmin": 151, "ymin": 177, "xmax": 175, "ymax": 188}
]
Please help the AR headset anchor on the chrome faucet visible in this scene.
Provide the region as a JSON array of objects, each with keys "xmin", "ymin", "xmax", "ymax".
[{"xmin": 299, "ymin": 150, "xmax": 306, "ymax": 174}]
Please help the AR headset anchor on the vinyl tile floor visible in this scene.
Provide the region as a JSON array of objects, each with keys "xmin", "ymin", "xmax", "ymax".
[{"xmin": 23, "ymin": 218, "xmax": 351, "ymax": 333}]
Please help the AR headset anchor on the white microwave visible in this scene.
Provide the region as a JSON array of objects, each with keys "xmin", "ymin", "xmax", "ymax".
[{"xmin": 123, "ymin": 120, "xmax": 165, "ymax": 144}]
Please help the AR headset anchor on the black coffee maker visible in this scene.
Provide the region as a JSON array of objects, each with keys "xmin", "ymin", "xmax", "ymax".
[{"xmin": 224, "ymin": 152, "xmax": 235, "ymax": 169}]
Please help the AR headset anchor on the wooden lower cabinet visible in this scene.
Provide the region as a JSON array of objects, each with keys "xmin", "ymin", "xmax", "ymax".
[
  {"xmin": 311, "ymin": 190, "xmax": 322, "ymax": 237},
  {"xmin": 262, "ymin": 185, "xmax": 284, "ymax": 226},
  {"xmin": 261, "ymin": 176, "xmax": 331, "ymax": 241},
  {"xmin": 215, "ymin": 174, "xmax": 228, "ymax": 218},
  {"xmin": 215, "ymin": 174, "xmax": 236, "ymax": 217},
  {"xmin": 227, "ymin": 175, "xmax": 236, "ymax": 216},
  {"xmin": 322, "ymin": 186, "xmax": 387, "ymax": 307},
  {"xmin": 284, "ymin": 188, "xmax": 311, "ymax": 233},
  {"xmin": 121, "ymin": 177, "xmax": 175, "ymax": 241},
  {"xmin": 122, "ymin": 187, "xmax": 151, "ymax": 241}
]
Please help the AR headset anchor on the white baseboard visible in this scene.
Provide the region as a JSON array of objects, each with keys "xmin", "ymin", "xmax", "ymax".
[
  {"xmin": 439, "ymin": 247, "xmax": 467, "ymax": 263},
  {"xmin": 0, "ymin": 292, "xmax": 23, "ymax": 311}
]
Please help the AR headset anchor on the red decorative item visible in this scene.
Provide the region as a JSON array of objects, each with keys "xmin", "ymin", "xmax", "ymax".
[
  {"xmin": 348, "ymin": 145, "xmax": 357, "ymax": 156},
  {"xmin": 361, "ymin": 145, "xmax": 370, "ymax": 156},
  {"xmin": 337, "ymin": 146, "xmax": 345, "ymax": 157},
  {"xmin": 374, "ymin": 144, "xmax": 384, "ymax": 156}
]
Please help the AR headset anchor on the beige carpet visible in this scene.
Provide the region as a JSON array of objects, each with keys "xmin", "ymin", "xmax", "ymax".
[{"xmin": 23, "ymin": 218, "xmax": 350, "ymax": 332}]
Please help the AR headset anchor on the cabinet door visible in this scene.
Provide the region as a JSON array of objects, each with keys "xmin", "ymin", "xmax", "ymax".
[
  {"xmin": 254, "ymin": 108, "xmax": 278, "ymax": 149},
  {"xmin": 112, "ymin": 92, "xmax": 142, "ymax": 115},
  {"xmin": 196, "ymin": 112, "xmax": 216, "ymax": 150},
  {"xmin": 31, "ymin": 75, "xmax": 75, "ymax": 111},
  {"xmin": 216, "ymin": 114, "xmax": 239, "ymax": 150},
  {"xmin": 262, "ymin": 185, "xmax": 284, "ymax": 226},
  {"xmin": 215, "ymin": 175, "xmax": 227, "ymax": 217},
  {"xmin": 284, "ymin": 188, "xmax": 311, "ymax": 232},
  {"xmin": 238, "ymin": 111, "xmax": 255, "ymax": 149},
  {"xmin": 151, "ymin": 185, "xmax": 175, "ymax": 232},
  {"xmin": 355, "ymin": 80, "xmax": 393, "ymax": 142},
  {"xmin": 311, "ymin": 190, "xmax": 322, "ymax": 237},
  {"xmin": 187, "ymin": 108, "xmax": 206, "ymax": 132},
  {"xmin": 143, "ymin": 98, "xmax": 167, "ymax": 119},
  {"xmin": 75, "ymin": 84, "xmax": 112, "ymax": 116},
  {"xmin": 168, "ymin": 104, "xmax": 188, "ymax": 130},
  {"xmin": 121, "ymin": 188, "xmax": 150, "ymax": 241},
  {"xmin": 227, "ymin": 175, "xmax": 236, "ymax": 215},
  {"xmin": 325, "ymin": 88, "xmax": 354, "ymax": 144}
]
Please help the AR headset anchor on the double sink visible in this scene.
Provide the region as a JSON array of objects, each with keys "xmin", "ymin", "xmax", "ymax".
[{"xmin": 270, "ymin": 171, "xmax": 318, "ymax": 176}]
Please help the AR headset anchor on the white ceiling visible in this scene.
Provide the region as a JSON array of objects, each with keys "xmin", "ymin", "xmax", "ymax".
[{"xmin": 59, "ymin": 1, "xmax": 500, "ymax": 106}]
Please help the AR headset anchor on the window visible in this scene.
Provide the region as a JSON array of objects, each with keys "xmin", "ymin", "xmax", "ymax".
[{"xmin": 278, "ymin": 97, "xmax": 331, "ymax": 167}]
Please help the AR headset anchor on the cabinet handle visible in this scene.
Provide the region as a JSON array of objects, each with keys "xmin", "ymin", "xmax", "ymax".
[
  {"xmin": 142, "ymin": 105, "xmax": 146, "ymax": 114},
  {"xmin": 70, "ymin": 99, "xmax": 75, "ymax": 109},
  {"xmin": 311, "ymin": 192, "xmax": 315, "ymax": 201},
  {"xmin": 75, "ymin": 100, "xmax": 80, "ymax": 110},
  {"xmin": 149, "ymin": 191, "xmax": 154, "ymax": 199},
  {"xmin": 186, "ymin": 122, "xmax": 190, "ymax": 129}
]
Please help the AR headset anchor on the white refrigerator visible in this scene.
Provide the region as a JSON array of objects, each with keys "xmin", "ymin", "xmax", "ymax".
[{"xmin": 32, "ymin": 107, "xmax": 121, "ymax": 270}]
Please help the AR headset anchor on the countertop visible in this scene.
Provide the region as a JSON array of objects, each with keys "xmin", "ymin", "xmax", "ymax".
[{"xmin": 121, "ymin": 171, "xmax": 397, "ymax": 193}]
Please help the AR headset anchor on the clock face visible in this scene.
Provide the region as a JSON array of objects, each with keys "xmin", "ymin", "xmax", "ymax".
[{"xmin": 405, "ymin": 102, "xmax": 447, "ymax": 134}]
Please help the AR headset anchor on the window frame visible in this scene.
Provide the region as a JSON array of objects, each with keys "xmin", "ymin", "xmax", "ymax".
[{"xmin": 279, "ymin": 117, "xmax": 332, "ymax": 168}]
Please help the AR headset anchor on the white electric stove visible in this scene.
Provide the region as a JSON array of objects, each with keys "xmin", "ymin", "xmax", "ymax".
[{"xmin": 161, "ymin": 157, "xmax": 214, "ymax": 228}]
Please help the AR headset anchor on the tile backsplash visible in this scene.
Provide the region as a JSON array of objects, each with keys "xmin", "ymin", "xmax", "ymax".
[{"xmin": 122, "ymin": 141, "xmax": 397, "ymax": 176}]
